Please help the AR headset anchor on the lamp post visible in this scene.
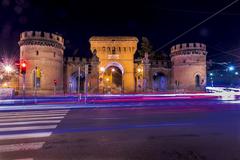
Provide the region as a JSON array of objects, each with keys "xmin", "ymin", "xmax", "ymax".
[
  {"xmin": 3, "ymin": 64, "xmax": 13, "ymax": 88},
  {"xmin": 100, "ymin": 67, "xmax": 105, "ymax": 94},
  {"xmin": 111, "ymin": 68, "xmax": 115, "ymax": 93},
  {"xmin": 209, "ymin": 72, "xmax": 214, "ymax": 87}
]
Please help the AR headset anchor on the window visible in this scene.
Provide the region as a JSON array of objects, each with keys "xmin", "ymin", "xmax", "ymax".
[
  {"xmin": 112, "ymin": 47, "xmax": 116, "ymax": 54},
  {"xmin": 36, "ymin": 51, "xmax": 39, "ymax": 56},
  {"xmin": 195, "ymin": 75, "xmax": 200, "ymax": 88},
  {"xmin": 54, "ymin": 52, "xmax": 56, "ymax": 57}
]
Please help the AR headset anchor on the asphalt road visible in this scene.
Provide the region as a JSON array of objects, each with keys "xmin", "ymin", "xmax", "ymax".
[{"xmin": 0, "ymin": 99, "xmax": 240, "ymax": 160}]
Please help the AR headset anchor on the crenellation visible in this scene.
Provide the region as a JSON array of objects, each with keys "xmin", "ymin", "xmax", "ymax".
[
  {"xmin": 171, "ymin": 43, "xmax": 207, "ymax": 55},
  {"xmin": 20, "ymin": 31, "xmax": 64, "ymax": 46}
]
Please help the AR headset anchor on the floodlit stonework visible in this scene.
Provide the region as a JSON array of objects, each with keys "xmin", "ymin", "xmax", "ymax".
[
  {"xmin": 19, "ymin": 31, "xmax": 65, "ymax": 95},
  {"xmin": 171, "ymin": 43, "xmax": 207, "ymax": 90},
  {"xmin": 18, "ymin": 31, "xmax": 207, "ymax": 95}
]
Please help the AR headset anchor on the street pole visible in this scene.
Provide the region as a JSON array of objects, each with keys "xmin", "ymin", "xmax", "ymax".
[
  {"xmin": 34, "ymin": 68, "xmax": 37, "ymax": 104},
  {"xmin": 111, "ymin": 71, "xmax": 112, "ymax": 94},
  {"xmin": 78, "ymin": 66, "xmax": 81, "ymax": 102},
  {"xmin": 22, "ymin": 73, "xmax": 26, "ymax": 101},
  {"xmin": 54, "ymin": 85, "xmax": 56, "ymax": 95},
  {"xmin": 34, "ymin": 68, "xmax": 37, "ymax": 96},
  {"xmin": 84, "ymin": 64, "xmax": 88, "ymax": 104}
]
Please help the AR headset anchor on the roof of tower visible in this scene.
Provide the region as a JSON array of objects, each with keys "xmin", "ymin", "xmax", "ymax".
[{"xmin": 89, "ymin": 36, "xmax": 139, "ymax": 42}]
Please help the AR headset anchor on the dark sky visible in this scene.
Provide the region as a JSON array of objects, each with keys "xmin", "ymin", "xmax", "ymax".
[{"xmin": 0, "ymin": 0, "xmax": 240, "ymax": 63}]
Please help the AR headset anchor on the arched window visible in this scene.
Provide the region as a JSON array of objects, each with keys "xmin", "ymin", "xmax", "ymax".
[{"xmin": 195, "ymin": 75, "xmax": 200, "ymax": 88}]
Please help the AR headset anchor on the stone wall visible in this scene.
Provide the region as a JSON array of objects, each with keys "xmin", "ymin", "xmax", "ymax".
[{"xmin": 19, "ymin": 31, "xmax": 65, "ymax": 95}]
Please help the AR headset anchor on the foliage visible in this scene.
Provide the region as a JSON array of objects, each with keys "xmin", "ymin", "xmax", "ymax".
[{"xmin": 138, "ymin": 37, "xmax": 153, "ymax": 58}]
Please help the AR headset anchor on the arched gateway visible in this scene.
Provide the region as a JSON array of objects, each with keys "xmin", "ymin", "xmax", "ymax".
[{"xmin": 89, "ymin": 37, "xmax": 138, "ymax": 93}]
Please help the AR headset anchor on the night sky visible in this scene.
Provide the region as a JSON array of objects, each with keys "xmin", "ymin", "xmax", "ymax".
[{"xmin": 0, "ymin": 0, "xmax": 240, "ymax": 63}]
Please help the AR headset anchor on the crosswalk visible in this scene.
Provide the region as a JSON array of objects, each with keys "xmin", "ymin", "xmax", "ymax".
[{"xmin": 0, "ymin": 109, "xmax": 69, "ymax": 159}]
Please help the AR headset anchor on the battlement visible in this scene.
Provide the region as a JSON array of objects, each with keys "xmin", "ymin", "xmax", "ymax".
[
  {"xmin": 64, "ymin": 57, "xmax": 87, "ymax": 64},
  {"xmin": 89, "ymin": 36, "xmax": 138, "ymax": 42},
  {"xmin": 20, "ymin": 31, "xmax": 64, "ymax": 45},
  {"xmin": 171, "ymin": 43, "xmax": 206, "ymax": 53}
]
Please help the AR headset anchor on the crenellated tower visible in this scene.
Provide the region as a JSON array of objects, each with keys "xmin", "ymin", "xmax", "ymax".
[
  {"xmin": 18, "ymin": 31, "xmax": 65, "ymax": 95},
  {"xmin": 171, "ymin": 43, "xmax": 207, "ymax": 91}
]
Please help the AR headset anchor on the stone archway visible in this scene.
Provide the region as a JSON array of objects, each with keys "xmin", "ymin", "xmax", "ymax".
[
  {"xmin": 69, "ymin": 71, "xmax": 85, "ymax": 93},
  {"xmin": 153, "ymin": 72, "xmax": 168, "ymax": 91},
  {"xmin": 89, "ymin": 36, "xmax": 138, "ymax": 93},
  {"xmin": 103, "ymin": 65, "xmax": 123, "ymax": 94}
]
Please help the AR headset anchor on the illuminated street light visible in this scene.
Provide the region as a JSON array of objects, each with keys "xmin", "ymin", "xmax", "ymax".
[
  {"xmin": 2, "ymin": 82, "xmax": 8, "ymax": 88},
  {"xmin": 228, "ymin": 66, "xmax": 235, "ymax": 71},
  {"xmin": 4, "ymin": 65, "xmax": 13, "ymax": 74},
  {"xmin": 209, "ymin": 72, "xmax": 213, "ymax": 76},
  {"xmin": 100, "ymin": 67, "xmax": 105, "ymax": 72},
  {"xmin": 137, "ymin": 68, "xmax": 142, "ymax": 73},
  {"xmin": 111, "ymin": 68, "xmax": 115, "ymax": 72},
  {"xmin": 235, "ymin": 71, "xmax": 239, "ymax": 75}
]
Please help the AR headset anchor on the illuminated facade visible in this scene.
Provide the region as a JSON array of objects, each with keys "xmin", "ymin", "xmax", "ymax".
[
  {"xmin": 18, "ymin": 31, "xmax": 207, "ymax": 95},
  {"xmin": 19, "ymin": 31, "xmax": 65, "ymax": 95}
]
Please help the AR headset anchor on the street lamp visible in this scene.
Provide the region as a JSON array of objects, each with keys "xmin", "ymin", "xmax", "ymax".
[
  {"xmin": 137, "ymin": 68, "xmax": 141, "ymax": 73},
  {"xmin": 4, "ymin": 65, "xmax": 13, "ymax": 74},
  {"xmin": 228, "ymin": 65, "xmax": 235, "ymax": 71},
  {"xmin": 209, "ymin": 72, "xmax": 214, "ymax": 87},
  {"xmin": 100, "ymin": 67, "xmax": 105, "ymax": 72}
]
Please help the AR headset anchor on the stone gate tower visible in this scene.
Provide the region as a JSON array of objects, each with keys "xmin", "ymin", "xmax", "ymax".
[
  {"xmin": 19, "ymin": 31, "xmax": 65, "ymax": 95},
  {"xmin": 171, "ymin": 43, "xmax": 207, "ymax": 91},
  {"xmin": 89, "ymin": 36, "xmax": 138, "ymax": 93}
]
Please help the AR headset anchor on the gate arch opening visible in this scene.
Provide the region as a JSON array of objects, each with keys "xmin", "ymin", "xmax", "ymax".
[
  {"xmin": 69, "ymin": 71, "xmax": 85, "ymax": 93},
  {"xmin": 103, "ymin": 66, "xmax": 123, "ymax": 94},
  {"xmin": 152, "ymin": 72, "xmax": 168, "ymax": 91}
]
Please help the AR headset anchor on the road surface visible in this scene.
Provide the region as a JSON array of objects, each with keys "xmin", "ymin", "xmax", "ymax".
[{"xmin": 0, "ymin": 99, "xmax": 240, "ymax": 160}]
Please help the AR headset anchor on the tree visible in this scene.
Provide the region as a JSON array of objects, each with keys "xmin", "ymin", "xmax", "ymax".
[{"xmin": 138, "ymin": 37, "xmax": 153, "ymax": 58}]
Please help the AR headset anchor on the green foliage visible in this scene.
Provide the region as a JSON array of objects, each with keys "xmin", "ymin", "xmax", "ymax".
[{"xmin": 138, "ymin": 37, "xmax": 153, "ymax": 58}]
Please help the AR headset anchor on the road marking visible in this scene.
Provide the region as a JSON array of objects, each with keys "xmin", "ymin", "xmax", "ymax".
[
  {"xmin": 0, "ymin": 113, "xmax": 67, "ymax": 119},
  {"xmin": 0, "ymin": 109, "xmax": 69, "ymax": 160},
  {"xmin": 0, "ymin": 142, "xmax": 45, "ymax": 153},
  {"xmin": 0, "ymin": 132, "xmax": 52, "ymax": 140},
  {"xmin": 0, "ymin": 110, "xmax": 69, "ymax": 116},
  {"xmin": 0, "ymin": 116, "xmax": 65, "ymax": 122},
  {"xmin": 0, "ymin": 120, "xmax": 61, "ymax": 126},
  {"xmin": 0, "ymin": 125, "xmax": 57, "ymax": 132}
]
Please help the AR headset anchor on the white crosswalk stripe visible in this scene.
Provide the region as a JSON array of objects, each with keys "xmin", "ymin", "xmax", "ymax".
[{"xmin": 0, "ymin": 109, "xmax": 69, "ymax": 159}]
